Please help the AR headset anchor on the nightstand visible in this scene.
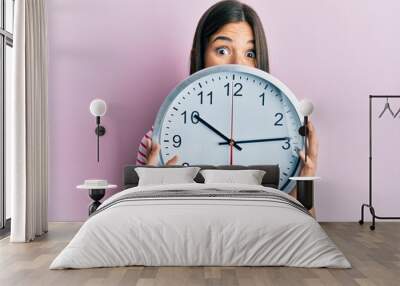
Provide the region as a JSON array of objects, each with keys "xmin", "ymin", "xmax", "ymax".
[
  {"xmin": 77, "ymin": 181, "xmax": 117, "ymax": 215},
  {"xmin": 289, "ymin": 176, "xmax": 320, "ymax": 210}
]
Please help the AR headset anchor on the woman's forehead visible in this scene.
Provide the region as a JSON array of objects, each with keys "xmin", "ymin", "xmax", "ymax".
[{"xmin": 209, "ymin": 22, "xmax": 255, "ymax": 44}]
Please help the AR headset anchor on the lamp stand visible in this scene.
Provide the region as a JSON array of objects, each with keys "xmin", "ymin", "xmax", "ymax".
[
  {"xmin": 94, "ymin": 116, "xmax": 106, "ymax": 162},
  {"xmin": 298, "ymin": 115, "xmax": 309, "ymax": 163}
]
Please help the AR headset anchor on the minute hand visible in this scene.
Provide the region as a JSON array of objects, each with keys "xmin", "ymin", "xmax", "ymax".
[
  {"xmin": 193, "ymin": 114, "xmax": 242, "ymax": 151},
  {"xmin": 219, "ymin": 137, "xmax": 290, "ymax": 145}
]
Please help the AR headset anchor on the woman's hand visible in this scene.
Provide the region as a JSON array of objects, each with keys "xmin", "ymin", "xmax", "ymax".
[
  {"xmin": 289, "ymin": 120, "xmax": 318, "ymax": 219},
  {"xmin": 298, "ymin": 120, "xmax": 319, "ymax": 177},
  {"xmin": 145, "ymin": 138, "xmax": 179, "ymax": 166}
]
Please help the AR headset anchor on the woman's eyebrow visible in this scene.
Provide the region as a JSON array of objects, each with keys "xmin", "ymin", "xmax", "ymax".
[
  {"xmin": 210, "ymin": 36, "xmax": 255, "ymax": 44},
  {"xmin": 211, "ymin": 35, "xmax": 233, "ymax": 43}
]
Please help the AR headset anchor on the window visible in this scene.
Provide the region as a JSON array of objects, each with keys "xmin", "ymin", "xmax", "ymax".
[{"xmin": 0, "ymin": 0, "xmax": 14, "ymax": 233}]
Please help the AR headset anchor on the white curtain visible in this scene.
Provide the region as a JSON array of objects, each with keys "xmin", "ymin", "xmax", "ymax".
[{"xmin": 8, "ymin": 0, "xmax": 48, "ymax": 242}]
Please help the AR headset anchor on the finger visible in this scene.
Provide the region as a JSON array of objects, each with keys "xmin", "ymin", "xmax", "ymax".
[
  {"xmin": 307, "ymin": 120, "xmax": 315, "ymax": 134},
  {"xmin": 146, "ymin": 153, "xmax": 157, "ymax": 166},
  {"xmin": 146, "ymin": 143, "xmax": 161, "ymax": 166},
  {"xmin": 145, "ymin": 138, "xmax": 152, "ymax": 154},
  {"xmin": 298, "ymin": 150, "xmax": 314, "ymax": 169},
  {"xmin": 298, "ymin": 150, "xmax": 306, "ymax": 162},
  {"xmin": 307, "ymin": 120, "xmax": 319, "ymax": 158},
  {"xmin": 166, "ymin": 154, "xmax": 179, "ymax": 166},
  {"xmin": 152, "ymin": 143, "xmax": 160, "ymax": 155},
  {"xmin": 144, "ymin": 138, "xmax": 154, "ymax": 165}
]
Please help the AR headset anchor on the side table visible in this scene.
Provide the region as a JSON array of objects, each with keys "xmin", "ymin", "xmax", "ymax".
[
  {"xmin": 77, "ymin": 183, "xmax": 117, "ymax": 215},
  {"xmin": 289, "ymin": 176, "xmax": 320, "ymax": 210}
]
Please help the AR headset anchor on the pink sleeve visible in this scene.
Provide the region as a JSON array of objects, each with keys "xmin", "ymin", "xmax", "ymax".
[{"xmin": 136, "ymin": 127, "xmax": 153, "ymax": 165}]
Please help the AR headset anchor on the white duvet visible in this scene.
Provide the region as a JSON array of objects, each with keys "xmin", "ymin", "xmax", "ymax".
[{"xmin": 50, "ymin": 183, "xmax": 351, "ymax": 269}]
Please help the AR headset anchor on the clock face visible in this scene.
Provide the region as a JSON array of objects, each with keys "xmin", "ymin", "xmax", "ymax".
[{"xmin": 152, "ymin": 64, "xmax": 304, "ymax": 193}]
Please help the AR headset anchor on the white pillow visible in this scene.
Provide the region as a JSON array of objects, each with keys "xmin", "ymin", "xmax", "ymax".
[
  {"xmin": 135, "ymin": 167, "xmax": 200, "ymax": 186},
  {"xmin": 200, "ymin": 169, "xmax": 266, "ymax": 185}
]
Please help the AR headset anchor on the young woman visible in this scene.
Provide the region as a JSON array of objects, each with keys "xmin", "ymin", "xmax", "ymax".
[{"xmin": 135, "ymin": 0, "xmax": 319, "ymax": 216}]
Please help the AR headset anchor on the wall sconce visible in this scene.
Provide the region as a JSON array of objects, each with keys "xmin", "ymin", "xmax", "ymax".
[
  {"xmin": 298, "ymin": 99, "xmax": 314, "ymax": 163},
  {"xmin": 89, "ymin": 99, "xmax": 107, "ymax": 162}
]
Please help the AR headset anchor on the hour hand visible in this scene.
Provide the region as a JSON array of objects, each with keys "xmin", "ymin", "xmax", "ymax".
[
  {"xmin": 219, "ymin": 137, "xmax": 290, "ymax": 145},
  {"xmin": 193, "ymin": 114, "xmax": 242, "ymax": 151}
]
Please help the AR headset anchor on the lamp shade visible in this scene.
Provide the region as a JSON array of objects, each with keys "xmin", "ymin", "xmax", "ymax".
[
  {"xmin": 90, "ymin": 99, "xmax": 107, "ymax": 117},
  {"xmin": 299, "ymin": 99, "xmax": 314, "ymax": 116}
]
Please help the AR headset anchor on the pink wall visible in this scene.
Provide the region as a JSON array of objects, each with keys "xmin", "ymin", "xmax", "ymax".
[{"xmin": 47, "ymin": 0, "xmax": 400, "ymax": 222}]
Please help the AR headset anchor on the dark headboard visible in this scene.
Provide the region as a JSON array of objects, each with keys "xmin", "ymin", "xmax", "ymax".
[{"xmin": 123, "ymin": 165, "xmax": 280, "ymax": 189}]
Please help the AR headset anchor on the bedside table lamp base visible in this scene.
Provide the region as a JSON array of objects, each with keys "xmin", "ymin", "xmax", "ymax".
[{"xmin": 88, "ymin": 189, "xmax": 105, "ymax": 215}]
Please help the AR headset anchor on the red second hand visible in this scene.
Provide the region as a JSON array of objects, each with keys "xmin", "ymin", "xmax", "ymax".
[
  {"xmin": 230, "ymin": 143, "xmax": 233, "ymax": 165},
  {"xmin": 229, "ymin": 80, "xmax": 234, "ymax": 165}
]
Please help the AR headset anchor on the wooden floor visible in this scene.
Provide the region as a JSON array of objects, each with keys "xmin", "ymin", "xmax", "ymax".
[{"xmin": 0, "ymin": 222, "xmax": 399, "ymax": 286}]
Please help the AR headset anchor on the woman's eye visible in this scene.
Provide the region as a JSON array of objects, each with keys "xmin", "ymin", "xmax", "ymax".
[
  {"xmin": 216, "ymin": 47, "xmax": 230, "ymax": 56},
  {"xmin": 246, "ymin": 50, "xmax": 256, "ymax": 58}
]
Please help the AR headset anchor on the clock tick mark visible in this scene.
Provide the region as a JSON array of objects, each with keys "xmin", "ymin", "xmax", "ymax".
[
  {"xmin": 173, "ymin": 107, "xmax": 178, "ymax": 111},
  {"xmin": 164, "ymin": 140, "xmax": 170, "ymax": 142},
  {"xmin": 232, "ymin": 74, "xmax": 235, "ymax": 80},
  {"xmin": 264, "ymin": 84, "xmax": 269, "ymax": 90},
  {"xmin": 198, "ymin": 82, "xmax": 202, "ymax": 88}
]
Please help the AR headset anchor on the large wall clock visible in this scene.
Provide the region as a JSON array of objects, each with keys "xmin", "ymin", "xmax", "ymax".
[{"xmin": 152, "ymin": 64, "xmax": 304, "ymax": 193}]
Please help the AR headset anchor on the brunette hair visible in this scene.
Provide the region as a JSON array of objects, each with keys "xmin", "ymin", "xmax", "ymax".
[{"xmin": 190, "ymin": 0, "xmax": 269, "ymax": 74}]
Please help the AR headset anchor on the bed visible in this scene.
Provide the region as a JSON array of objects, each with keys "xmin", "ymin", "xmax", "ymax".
[{"xmin": 50, "ymin": 165, "xmax": 351, "ymax": 269}]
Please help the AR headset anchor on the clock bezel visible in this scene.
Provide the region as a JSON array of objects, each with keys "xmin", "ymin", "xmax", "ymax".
[{"xmin": 152, "ymin": 64, "xmax": 304, "ymax": 193}]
